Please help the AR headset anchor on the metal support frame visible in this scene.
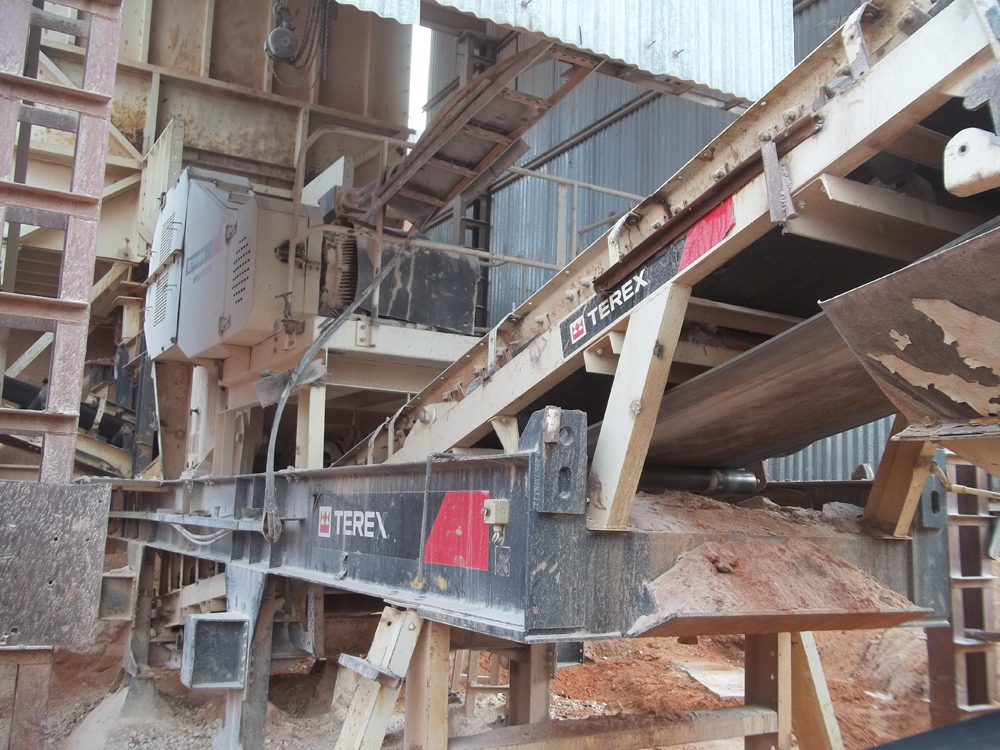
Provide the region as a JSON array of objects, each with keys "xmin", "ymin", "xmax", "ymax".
[
  {"xmin": 588, "ymin": 283, "xmax": 691, "ymax": 529},
  {"xmin": 212, "ymin": 566, "xmax": 271, "ymax": 750},
  {"xmin": 927, "ymin": 458, "xmax": 999, "ymax": 724},
  {"xmin": 121, "ymin": 543, "xmax": 162, "ymax": 717},
  {"xmin": 108, "ymin": 406, "xmax": 944, "ymax": 644},
  {"xmin": 338, "ymin": 0, "xmax": 997, "ymax": 473},
  {"xmin": 0, "ymin": 0, "xmax": 123, "ymax": 482}
]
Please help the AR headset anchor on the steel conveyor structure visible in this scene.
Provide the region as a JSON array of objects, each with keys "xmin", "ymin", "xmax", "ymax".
[
  {"xmin": 99, "ymin": 0, "xmax": 1000, "ymax": 747},
  {"xmin": 105, "ymin": 406, "xmax": 941, "ymax": 643}
]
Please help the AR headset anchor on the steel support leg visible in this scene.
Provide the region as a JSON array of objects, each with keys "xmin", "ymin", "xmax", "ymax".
[
  {"xmin": 213, "ymin": 566, "xmax": 271, "ymax": 750},
  {"xmin": 121, "ymin": 543, "xmax": 162, "ymax": 718},
  {"xmin": 588, "ymin": 283, "xmax": 690, "ymax": 529}
]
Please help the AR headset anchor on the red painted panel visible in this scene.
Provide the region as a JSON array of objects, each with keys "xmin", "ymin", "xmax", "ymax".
[
  {"xmin": 679, "ymin": 196, "xmax": 736, "ymax": 271},
  {"xmin": 423, "ymin": 491, "xmax": 490, "ymax": 570}
]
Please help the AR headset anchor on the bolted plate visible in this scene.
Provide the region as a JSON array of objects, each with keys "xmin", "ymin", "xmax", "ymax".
[{"xmin": 0, "ymin": 482, "xmax": 111, "ymax": 646}]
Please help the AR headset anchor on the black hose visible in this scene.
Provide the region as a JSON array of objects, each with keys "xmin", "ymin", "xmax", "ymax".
[
  {"xmin": 637, "ymin": 465, "xmax": 763, "ymax": 495},
  {"xmin": 2, "ymin": 375, "xmax": 132, "ymax": 441}
]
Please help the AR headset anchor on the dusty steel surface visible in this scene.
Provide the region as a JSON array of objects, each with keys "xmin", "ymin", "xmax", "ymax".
[
  {"xmin": 0, "ymin": 481, "xmax": 112, "ymax": 646},
  {"xmin": 0, "ymin": 0, "xmax": 123, "ymax": 482},
  {"xmin": 822, "ymin": 223, "xmax": 1000, "ymax": 429}
]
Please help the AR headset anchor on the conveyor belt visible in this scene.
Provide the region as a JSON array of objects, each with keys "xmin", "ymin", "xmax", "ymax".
[{"xmin": 646, "ymin": 314, "xmax": 894, "ymax": 469}]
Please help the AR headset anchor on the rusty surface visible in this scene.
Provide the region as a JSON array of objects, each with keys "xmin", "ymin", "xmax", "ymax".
[
  {"xmin": 823, "ymin": 222, "xmax": 1000, "ymax": 429},
  {"xmin": 0, "ymin": 0, "xmax": 122, "ymax": 482},
  {"xmin": 0, "ymin": 481, "xmax": 111, "ymax": 646},
  {"xmin": 0, "ymin": 292, "xmax": 88, "ymax": 327},
  {"xmin": 0, "ymin": 71, "xmax": 110, "ymax": 117}
]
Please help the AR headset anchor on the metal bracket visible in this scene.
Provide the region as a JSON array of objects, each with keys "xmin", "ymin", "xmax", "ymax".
[
  {"xmin": 337, "ymin": 653, "xmax": 402, "ymax": 688},
  {"xmin": 842, "ymin": 4, "xmax": 875, "ymax": 79},
  {"xmin": 963, "ymin": 62, "xmax": 1000, "ymax": 131},
  {"xmin": 759, "ymin": 132, "xmax": 798, "ymax": 223},
  {"xmin": 487, "ymin": 326, "xmax": 499, "ymax": 378},
  {"xmin": 897, "ymin": 2, "xmax": 931, "ymax": 35},
  {"xmin": 973, "ymin": 0, "xmax": 1000, "ymax": 59}
]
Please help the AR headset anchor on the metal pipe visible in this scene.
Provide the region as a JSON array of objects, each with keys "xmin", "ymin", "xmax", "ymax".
[
  {"xmin": 930, "ymin": 462, "xmax": 1000, "ymax": 501},
  {"xmin": 506, "ymin": 166, "xmax": 644, "ymax": 202},
  {"xmin": 289, "ymin": 223, "xmax": 562, "ymax": 272},
  {"xmin": 637, "ymin": 465, "xmax": 763, "ymax": 495}
]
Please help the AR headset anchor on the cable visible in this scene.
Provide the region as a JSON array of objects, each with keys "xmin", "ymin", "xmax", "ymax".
[
  {"xmin": 169, "ymin": 524, "xmax": 232, "ymax": 546},
  {"xmin": 261, "ymin": 246, "xmax": 407, "ymax": 542},
  {"xmin": 267, "ymin": 0, "xmax": 335, "ymax": 89}
]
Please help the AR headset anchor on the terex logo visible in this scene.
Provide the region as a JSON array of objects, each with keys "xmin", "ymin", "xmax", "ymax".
[
  {"xmin": 318, "ymin": 506, "xmax": 388, "ymax": 539},
  {"xmin": 585, "ymin": 268, "xmax": 648, "ymax": 327}
]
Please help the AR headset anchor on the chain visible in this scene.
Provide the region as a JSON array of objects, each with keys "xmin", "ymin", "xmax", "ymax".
[{"xmin": 268, "ymin": 0, "xmax": 335, "ymax": 89}]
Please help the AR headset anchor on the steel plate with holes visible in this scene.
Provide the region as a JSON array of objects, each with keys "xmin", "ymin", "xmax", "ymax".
[
  {"xmin": 0, "ymin": 482, "xmax": 111, "ymax": 646},
  {"xmin": 181, "ymin": 613, "xmax": 251, "ymax": 690}
]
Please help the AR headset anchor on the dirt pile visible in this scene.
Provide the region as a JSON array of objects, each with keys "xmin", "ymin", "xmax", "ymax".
[
  {"xmin": 631, "ymin": 538, "xmax": 917, "ymax": 637},
  {"xmin": 628, "ymin": 491, "xmax": 863, "ymax": 536},
  {"xmin": 552, "ymin": 629, "xmax": 931, "ymax": 750}
]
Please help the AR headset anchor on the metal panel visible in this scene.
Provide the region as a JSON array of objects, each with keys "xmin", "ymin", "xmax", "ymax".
[
  {"xmin": 433, "ymin": 0, "xmax": 794, "ymax": 101},
  {"xmin": 181, "ymin": 614, "xmax": 252, "ymax": 690},
  {"xmin": 486, "ymin": 92, "xmax": 735, "ymax": 325},
  {"xmin": 766, "ymin": 416, "xmax": 895, "ymax": 482},
  {"xmin": 337, "ymin": 0, "xmax": 419, "ymax": 24},
  {"xmin": 0, "ymin": 482, "xmax": 112, "ymax": 646},
  {"xmin": 112, "ymin": 406, "xmax": 939, "ymax": 641},
  {"xmin": 793, "ymin": 0, "xmax": 857, "ymax": 64}
]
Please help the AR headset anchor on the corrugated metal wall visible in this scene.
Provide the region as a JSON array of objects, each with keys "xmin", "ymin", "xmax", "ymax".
[
  {"xmin": 765, "ymin": 416, "xmax": 894, "ymax": 481},
  {"xmin": 426, "ymin": 0, "xmax": 895, "ymax": 480},
  {"xmin": 433, "ymin": 0, "xmax": 794, "ymax": 101},
  {"xmin": 793, "ymin": 0, "xmax": 857, "ymax": 63},
  {"xmin": 486, "ymin": 93, "xmax": 736, "ymax": 323}
]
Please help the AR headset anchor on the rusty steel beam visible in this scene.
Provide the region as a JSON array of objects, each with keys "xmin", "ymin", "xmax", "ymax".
[
  {"xmin": 0, "ymin": 409, "xmax": 78, "ymax": 436},
  {"xmin": 0, "ymin": 71, "xmax": 110, "ymax": 117},
  {"xmin": 0, "ymin": 292, "xmax": 88, "ymax": 330}
]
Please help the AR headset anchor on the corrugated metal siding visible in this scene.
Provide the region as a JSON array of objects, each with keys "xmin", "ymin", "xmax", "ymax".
[
  {"xmin": 503, "ymin": 36, "xmax": 647, "ymax": 160},
  {"xmin": 338, "ymin": 0, "xmax": 419, "ymax": 24},
  {"xmin": 486, "ymin": 93, "xmax": 736, "ymax": 324},
  {"xmin": 427, "ymin": 33, "xmax": 648, "ymax": 159},
  {"xmin": 434, "ymin": 0, "xmax": 794, "ymax": 101},
  {"xmin": 426, "ymin": 30, "xmax": 459, "ymax": 123},
  {"xmin": 766, "ymin": 416, "xmax": 895, "ymax": 481},
  {"xmin": 793, "ymin": 0, "xmax": 856, "ymax": 63},
  {"xmin": 425, "ymin": 1, "xmax": 892, "ymax": 480}
]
